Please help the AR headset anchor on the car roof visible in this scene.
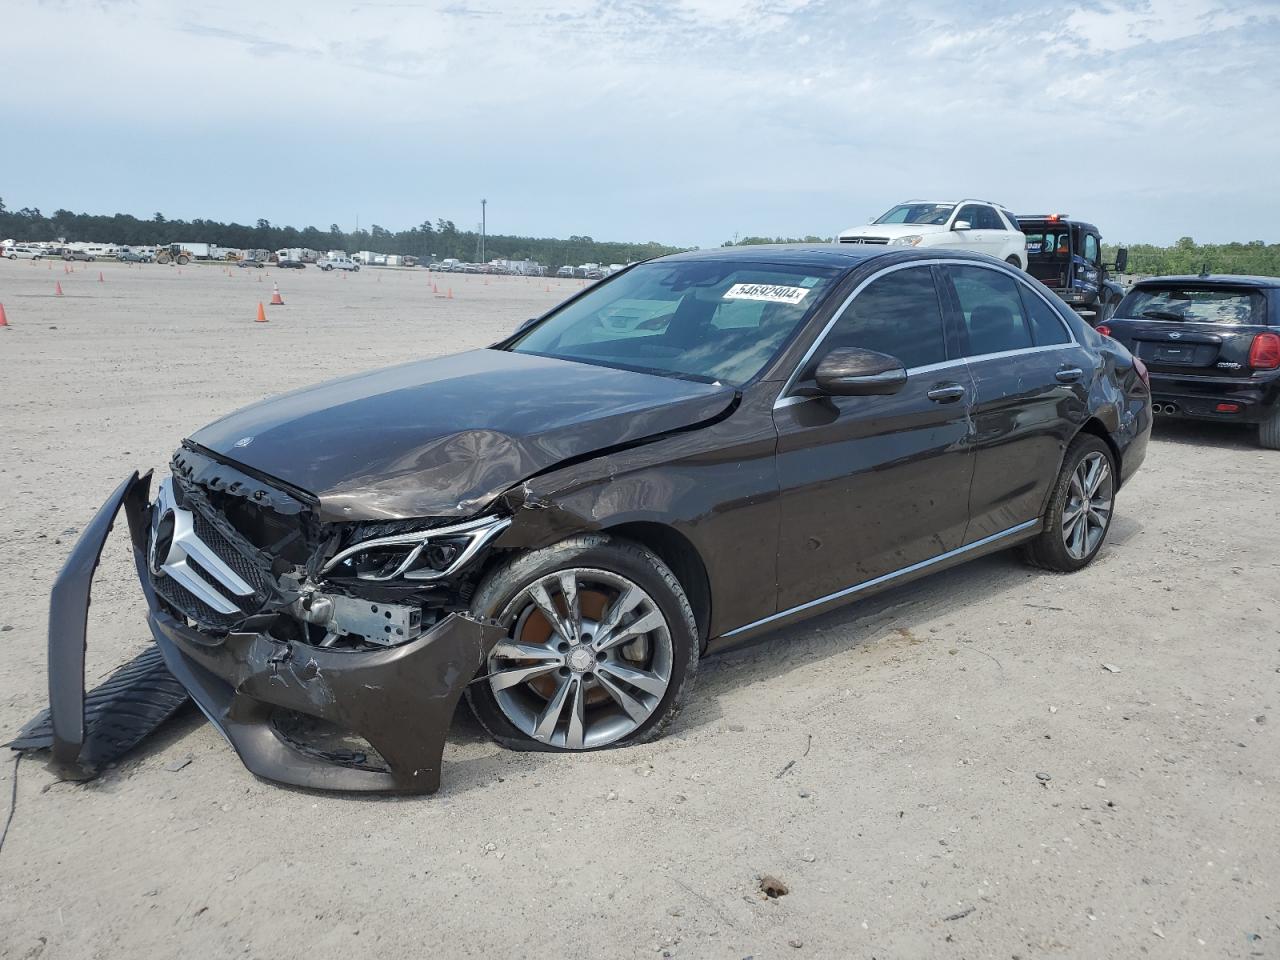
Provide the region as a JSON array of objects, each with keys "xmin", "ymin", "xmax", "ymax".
[
  {"xmin": 1017, "ymin": 217, "xmax": 1100, "ymax": 233},
  {"xmin": 651, "ymin": 243, "xmax": 1004, "ymax": 273},
  {"xmin": 657, "ymin": 244, "xmax": 881, "ymax": 270},
  {"xmin": 1132, "ymin": 274, "xmax": 1280, "ymax": 289}
]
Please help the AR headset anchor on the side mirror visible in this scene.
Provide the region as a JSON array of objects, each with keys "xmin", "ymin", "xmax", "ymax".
[
  {"xmin": 814, "ymin": 347, "xmax": 907, "ymax": 396},
  {"xmin": 513, "ymin": 317, "xmax": 539, "ymax": 336},
  {"xmin": 1114, "ymin": 247, "xmax": 1129, "ymax": 273},
  {"xmin": 953, "ymin": 220, "xmax": 972, "ymax": 231}
]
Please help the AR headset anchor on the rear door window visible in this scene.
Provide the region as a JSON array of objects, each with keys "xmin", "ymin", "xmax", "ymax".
[
  {"xmin": 947, "ymin": 265, "xmax": 1035, "ymax": 355},
  {"xmin": 815, "ymin": 265, "xmax": 947, "ymax": 370},
  {"xmin": 1019, "ymin": 285, "xmax": 1072, "ymax": 346},
  {"xmin": 1117, "ymin": 286, "xmax": 1264, "ymax": 325}
]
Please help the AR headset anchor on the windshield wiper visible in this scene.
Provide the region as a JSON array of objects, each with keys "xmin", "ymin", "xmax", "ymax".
[{"xmin": 1141, "ymin": 310, "xmax": 1187, "ymax": 323}]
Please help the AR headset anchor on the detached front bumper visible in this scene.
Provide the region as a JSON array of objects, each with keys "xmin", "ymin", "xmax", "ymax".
[{"xmin": 45, "ymin": 471, "xmax": 503, "ymax": 794}]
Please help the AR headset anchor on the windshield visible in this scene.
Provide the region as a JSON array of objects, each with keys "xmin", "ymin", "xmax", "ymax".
[
  {"xmin": 1117, "ymin": 286, "xmax": 1263, "ymax": 325},
  {"xmin": 874, "ymin": 203, "xmax": 954, "ymax": 226},
  {"xmin": 507, "ymin": 260, "xmax": 839, "ymax": 385}
]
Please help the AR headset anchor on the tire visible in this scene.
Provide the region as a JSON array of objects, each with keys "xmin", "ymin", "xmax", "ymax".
[
  {"xmin": 6, "ymin": 254, "xmax": 14, "ymax": 260},
  {"xmin": 1005, "ymin": 255, "xmax": 1024, "ymax": 270},
  {"xmin": 1022, "ymin": 434, "xmax": 1117, "ymax": 572},
  {"xmin": 465, "ymin": 534, "xmax": 699, "ymax": 753},
  {"xmin": 1260, "ymin": 406, "xmax": 1280, "ymax": 450}
]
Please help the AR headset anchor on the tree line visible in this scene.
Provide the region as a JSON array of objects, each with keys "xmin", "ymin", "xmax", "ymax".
[
  {"xmin": 1104, "ymin": 237, "xmax": 1280, "ymax": 277},
  {"xmin": 0, "ymin": 198, "xmax": 682, "ymax": 271},
  {"xmin": 4, "ymin": 199, "xmax": 1277, "ymax": 277}
]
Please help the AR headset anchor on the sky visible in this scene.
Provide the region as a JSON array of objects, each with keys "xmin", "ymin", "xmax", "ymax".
[{"xmin": 5, "ymin": 0, "xmax": 1280, "ymax": 248}]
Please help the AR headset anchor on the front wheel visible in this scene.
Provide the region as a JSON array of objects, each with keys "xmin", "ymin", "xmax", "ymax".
[
  {"xmin": 1022, "ymin": 434, "xmax": 1116, "ymax": 572},
  {"xmin": 466, "ymin": 535, "xmax": 699, "ymax": 752},
  {"xmin": 1005, "ymin": 255, "xmax": 1024, "ymax": 270}
]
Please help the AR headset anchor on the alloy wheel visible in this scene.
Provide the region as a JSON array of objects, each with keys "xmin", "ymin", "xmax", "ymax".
[
  {"xmin": 1061, "ymin": 451, "xmax": 1113, "ymax": 560},
  {"xmin": 487, "ymin": 568, "xmax": 673, "ymax": 749}
]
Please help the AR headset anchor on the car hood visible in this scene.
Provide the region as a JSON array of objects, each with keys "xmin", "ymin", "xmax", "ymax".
[
  {"xmin": 190, "ymin": 348, "xmax": 737, "ymax": 522},
  {"xmin": 838, "ymin": 223, "xmax": 948, "ymax": 239}
]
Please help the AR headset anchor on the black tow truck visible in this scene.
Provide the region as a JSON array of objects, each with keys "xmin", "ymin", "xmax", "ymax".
[{"xmin": 1017, "ymin": 214, "xmax": 1128, "ymax": 324}]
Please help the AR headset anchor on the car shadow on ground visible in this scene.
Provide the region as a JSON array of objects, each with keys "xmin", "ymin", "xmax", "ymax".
[
  {"xmin": 1151, "ymin": 416, "xmax": 1260, "ymax": 451},
  {"xmin": 440, "ymin": 539, "xmax": 1125, "ymax": 798}
]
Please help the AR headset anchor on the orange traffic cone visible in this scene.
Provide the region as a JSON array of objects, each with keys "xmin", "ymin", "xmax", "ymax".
[
  {"xmin": 98, "ymin": 271, "xmax": 104, "ymax": 283},
  {"xmin": 55, "ymin": 282, "xmax": 63, "ymax": 297},
  {"xmin": 256, "ymin": 302, "xmax": 268, "ymax": 323},
  {"xmin": 432, "ymin": 282, "xmax": 438, "ymax": 294},
  {"xmin": 270, "ymin": 283, "xmax": 284, "ymax": 306},
  {"xmin": 447, "ymin": 287, "xmax": 454, "ymax": 299},
  {"xmin": 0, "ymin": 302, "xmax": 8, "ymax": 327}
]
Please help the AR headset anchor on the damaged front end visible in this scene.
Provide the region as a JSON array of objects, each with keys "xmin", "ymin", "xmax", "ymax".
[{"xmin": 39, "ymin": 445, "xmax": 508, "ymax": 794}]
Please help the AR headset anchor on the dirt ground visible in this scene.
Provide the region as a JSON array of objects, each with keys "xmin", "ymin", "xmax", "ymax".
[{"xmin": 0, "ymin": 258, "xmax": 1276, "ymax": 960}]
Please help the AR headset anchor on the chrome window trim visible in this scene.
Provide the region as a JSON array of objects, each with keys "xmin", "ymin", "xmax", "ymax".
[
  {"xmin": 773, "ymin": 258, "xmax": 1080, "ymax": 409},
  {"xmin": 719, "ymin": 518, "xmax": 1040, "ymax": 639}
]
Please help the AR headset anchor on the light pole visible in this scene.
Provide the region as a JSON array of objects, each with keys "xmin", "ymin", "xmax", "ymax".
[{"xmin": 480, "ymin": 199, "xmax": 487, "ymax": 264}]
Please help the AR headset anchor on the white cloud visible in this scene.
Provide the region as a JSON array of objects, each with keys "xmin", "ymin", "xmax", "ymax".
[{"xmin": 5, "ymin": 0, "xmax": 1279, "ymax": 244}]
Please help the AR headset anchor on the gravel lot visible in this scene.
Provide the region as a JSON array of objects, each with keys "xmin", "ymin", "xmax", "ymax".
[{"xmin": 0, "ymin": 258, "xmax": 1276, "ymax": 960}]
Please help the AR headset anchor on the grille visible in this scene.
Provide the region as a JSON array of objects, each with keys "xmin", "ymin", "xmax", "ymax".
[
  {"xmin": 149, "ymin": 490, "xmax": 281, "ymax": 631},
  {"xmin": 190, "ymin": 510, "xmax": 275, "ymax": 597},
  {"xmin": 152, "ymin": 574, "xmax": 244, "ymax": 631},
  {"xmin": 839, "ymin": 236, "xmax": 889, "ymax": 245}
]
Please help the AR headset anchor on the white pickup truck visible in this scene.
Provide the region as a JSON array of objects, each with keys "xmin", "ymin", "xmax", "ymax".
[{"xmin": 318, "ymin": 256, "xmax": 361, "ymax": 272}]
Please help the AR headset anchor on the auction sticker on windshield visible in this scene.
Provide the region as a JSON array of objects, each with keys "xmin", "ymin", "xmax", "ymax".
[{"xmin": 723, "ymin": 283, "xmax": 810, "ymax": 305}]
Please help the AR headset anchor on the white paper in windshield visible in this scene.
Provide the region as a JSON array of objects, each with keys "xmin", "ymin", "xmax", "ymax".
[{"xmin": 722, "ymin": 283, "xmax": 810, "ymax": 305}]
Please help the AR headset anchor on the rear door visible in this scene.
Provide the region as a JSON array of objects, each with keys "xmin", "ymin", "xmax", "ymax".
[
  {"xmin": 1105, "ymin": 283, "xmax": 1269, "ymax": 379},
  {"xmin": 772, "ymin": 263, "xmax": 976, "ymax": 610},
  {"xmin": 941, "ymin": 263, "xmax": 1091, "ymax": 542}
]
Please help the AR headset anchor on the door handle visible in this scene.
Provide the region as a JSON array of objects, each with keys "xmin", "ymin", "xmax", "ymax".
[
  {"xmin": 1055, "ymin": 367, "xmax": 1084, "ymax": 383},
  {"xmin": 927, "ymin": 383, "xmax": 966, "ymax": 403}
]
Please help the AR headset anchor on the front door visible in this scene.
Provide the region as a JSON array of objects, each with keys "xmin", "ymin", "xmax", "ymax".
[{"xmin": 773, "ymin": 263, "xmax": 977, "ymax": 611}]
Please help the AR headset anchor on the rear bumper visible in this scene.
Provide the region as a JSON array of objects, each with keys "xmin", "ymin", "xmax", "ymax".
[
  {"xmin": 1150, "ymin": 372, "xmax": 1280, "ymax": 424},
  {"xmin": 46, "ymin": 472, "xmax": 503, "ymax": 794}
]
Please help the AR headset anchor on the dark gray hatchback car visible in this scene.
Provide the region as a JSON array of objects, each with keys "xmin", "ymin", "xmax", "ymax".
[
  {"xmin": 35, "ymin": 245, "xmax": 1151, "ymax": 794},
  {"xmin": 1099, "ymin": 274, "xmax": 1280, "ymax": 448}
]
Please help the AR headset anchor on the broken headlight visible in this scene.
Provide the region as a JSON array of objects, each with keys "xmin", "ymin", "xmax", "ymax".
[{"xmin": 322, "ymin": 515, "xmax": 511, "ymax": 582}]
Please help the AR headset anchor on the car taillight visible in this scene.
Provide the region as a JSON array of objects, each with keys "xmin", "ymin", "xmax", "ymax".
[
  {"xmin": 1095, "ymin": 324, "xmax": 1112, "ymax": 337},
  {"xmin": 1248, "ymin": 332, "xmax": 1280, "ymax": 370},
  {"xmin": 1132, "ymin": 355, "xmax": 1150, "ymax": 389}
]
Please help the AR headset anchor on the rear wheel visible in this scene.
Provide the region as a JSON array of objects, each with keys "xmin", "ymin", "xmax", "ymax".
[
  {"xmin": 1260, "ymin": 406, "xmax": 1280, "ymax": 450},
  {"xmin": 1022, "ymin": 434, "xmax": 1116, "ymax": 572},
  {"xmin": 466, "ymin": 535, "xmax": 699, "ymax": 752},
  {"xmin": 1005, "ymin": 255, "xmax": 1023, "ymax": 270}
]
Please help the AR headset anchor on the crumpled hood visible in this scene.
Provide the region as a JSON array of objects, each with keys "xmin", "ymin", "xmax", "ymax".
[
  {"xmin": 190, "ymin": 348, "xmax": 736, "ymax": 522},
  {"xmin": 838, "ymin": 222, "xmax": 948, "ymax": 240}
]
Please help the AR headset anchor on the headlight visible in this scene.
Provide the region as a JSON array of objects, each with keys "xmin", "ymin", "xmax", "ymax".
[
  {"xmin": 322, "ymin": 514, "xmax": 511, "ymax": 582},
  {"xmin": 890, "ymin": 235, "xmax": 924, "ymax": 246}
]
